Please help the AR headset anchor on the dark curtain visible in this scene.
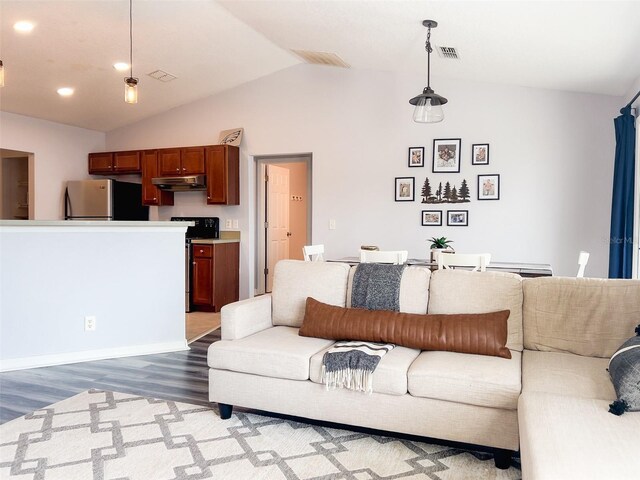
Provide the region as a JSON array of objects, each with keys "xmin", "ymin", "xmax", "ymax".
[{"xmin": 609, "ymin": 106, "xmax": 636, "ymax": 278}]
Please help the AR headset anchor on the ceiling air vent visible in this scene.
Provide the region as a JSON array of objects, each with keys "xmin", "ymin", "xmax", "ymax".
[
  {"xmin": 147, "ymin": 70, "xmax": 177, "ymax": 82},
  {"xmin": 436, "ymin": 46, "xmax": 460, "ymax": 60},
  {"xmin": 291, "ymin": 49, "xmax": 350, "ymax": 68}
]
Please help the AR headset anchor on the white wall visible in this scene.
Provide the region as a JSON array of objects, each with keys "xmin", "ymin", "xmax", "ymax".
[
  {"xmin": 107, "ymin": 64, "xmax": 622, "ymax": 293},
  {"xmin": 0, "ymin": 112, "xmax": 105, "ymax": 219},
  {"xmin": 0, "ymin": 223, "xmax": 187, "ymax": 370}
]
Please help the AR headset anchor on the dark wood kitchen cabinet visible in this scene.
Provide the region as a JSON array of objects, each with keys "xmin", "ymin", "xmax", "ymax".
[
  {"xmin": 88, "ymin": 151, "xmax": 141, "ymax": 174},
  {"xmin": 191, "ymin": 242, "xmax": 239, "ymax": 312},
  {"xmin": 205, "ymin": 145, "xmax": 239, "ymax": 205},
  {"xmin": 141, "ymin": 150, "xmax": 174, "ymax": 206},
  {"xmin": 158, "ymin": 147, "xmax": 205, "ymax": 176}
]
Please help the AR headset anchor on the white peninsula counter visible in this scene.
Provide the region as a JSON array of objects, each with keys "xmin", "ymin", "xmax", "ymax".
[{"xmin": 0, "ymin": 220, "xmax": 190, "ymax": 371}]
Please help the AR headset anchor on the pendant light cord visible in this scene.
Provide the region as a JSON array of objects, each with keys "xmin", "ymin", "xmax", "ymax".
[
  {"xmin": 425, "ymin": 25, "xmax": 432, "ymax": 89},
  {"xmin": 129, "ymin": 0, "xmax": 133, "ymax": 79}
]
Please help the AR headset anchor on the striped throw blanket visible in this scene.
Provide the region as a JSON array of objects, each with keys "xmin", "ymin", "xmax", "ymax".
[{"xmin": 321, "ymin": 341, "xmax": 395, "ymax": 394}]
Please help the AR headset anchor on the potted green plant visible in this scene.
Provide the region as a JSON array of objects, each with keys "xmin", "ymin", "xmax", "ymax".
[{"xmin": 428, "ymin": 236, "xmax": 454, "ymax": 262}]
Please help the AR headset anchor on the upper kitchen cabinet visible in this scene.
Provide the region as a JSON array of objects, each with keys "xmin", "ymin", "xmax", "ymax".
[
  {"xmin": 141, "ymin": 150, "xmax": 174, "ymax": 206},
  {"xmin": 88, "ymin": 151, "xmax": 141, "ymax": 175},
  {"xmin": 158, "ymin": 147, "xmax": 205, "ymax": 176},
  {"xmin": 206, "ymin": 145, "xmax": 239, "ymax": 205}
]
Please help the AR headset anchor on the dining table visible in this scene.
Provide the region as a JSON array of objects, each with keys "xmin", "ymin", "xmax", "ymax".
[{"xmin": 328, "ymin": 257, "xmax": 553, "ymax": 277}]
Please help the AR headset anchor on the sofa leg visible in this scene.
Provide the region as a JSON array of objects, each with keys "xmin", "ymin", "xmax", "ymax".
[
  {"xmin": 493, "ymin": 449, "xmax": 512, "ymax": 469},
  {"xmin": 218, "ymin": 403, "xmax": 233, "ymax": 419}
]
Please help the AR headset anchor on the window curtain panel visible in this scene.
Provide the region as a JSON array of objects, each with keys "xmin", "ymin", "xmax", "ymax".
[{"xmin": 609, "ymin": 105, "xmax": 636, "ymax": 279}]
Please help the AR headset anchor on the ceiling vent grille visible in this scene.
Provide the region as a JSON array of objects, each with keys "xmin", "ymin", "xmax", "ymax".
[
  {"xmin": 147, "ymin": 70, "xmax": 177, "ymax": 82},
  {"xmin": 436, "ymin": 46, "xmax": 460, "ymax": 60},
  {"xmin": 291, "ymin": 49, "xmax": 350, "ymax": 68}
]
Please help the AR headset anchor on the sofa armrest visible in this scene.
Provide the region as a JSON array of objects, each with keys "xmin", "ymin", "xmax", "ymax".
[{"xmin": 220, "ymin": 294, "xmax": 273, "ymax": 340}]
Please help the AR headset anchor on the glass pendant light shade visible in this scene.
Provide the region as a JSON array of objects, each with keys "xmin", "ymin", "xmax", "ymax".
[
  {"xmin": 0, "ymin": 60, "xmax": 5, "ymax": 88},
  {"xmin": 124, "ymin": 77, "xmax": 138, "ymax": 104},
  {"xmin": 413, "ymin": 97, "xmax": 444, "ymax": 123}
]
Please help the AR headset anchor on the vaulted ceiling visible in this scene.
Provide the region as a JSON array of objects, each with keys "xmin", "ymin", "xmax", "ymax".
[{"xmin": 1, "ymin": 1, "xmax": 639, "ymax": 132}]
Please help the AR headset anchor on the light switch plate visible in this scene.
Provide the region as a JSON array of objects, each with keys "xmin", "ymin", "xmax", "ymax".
[
  {"xmin": 225, "ymin": 219, "xmax": 232, "ymax": 229},
  {"xmin": 329, "ymin": 219, "xmax": 336, "ymax": 230},
  {"xmin": 232, "ymin": 219, "xmax": 239, "ymax": 229}
]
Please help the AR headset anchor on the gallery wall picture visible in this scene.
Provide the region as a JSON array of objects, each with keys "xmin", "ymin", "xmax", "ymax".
[
  {"xmin": 395, "ymin": 177, "xmax": 415, "ymax": 202},
  {"xmin": 422, "ymin": 210, "xmax": 443, "ymax": 226},
  {"xmin": 408, "ymin": 147, "xmax": 425, "ymax": 167},
  {"xmin": 447, "ymin": 210, "xmax": 469, "ymax": 226},
  {"xmin": 472, "ymin": 144, "xmax": 490, "ymax": 165},
  {"xmin": 421, "ymin": 177, "xmax": 470, "ymax": 204},
  {"xmin": 477, "ymin": 174, "xmax": 500, "ymax": 200},
  {"xmin": 432, "ymin": 138, "xmax": 461, "ymax": 173}
]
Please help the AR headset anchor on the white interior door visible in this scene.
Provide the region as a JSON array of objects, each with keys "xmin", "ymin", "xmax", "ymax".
[{"xmin": 266, "ymin": 164, "xmax": 290, "ymax": 292}]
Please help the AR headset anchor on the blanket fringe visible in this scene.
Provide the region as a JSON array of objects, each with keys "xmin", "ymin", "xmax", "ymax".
[{"xmin": 321, "ymin": 365, "xmax": 374, "ymax": 394}]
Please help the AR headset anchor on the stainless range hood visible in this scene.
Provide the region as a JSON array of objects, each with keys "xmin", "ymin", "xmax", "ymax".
[{"xmin": 152, "ymin": 175, "xmax": 207, "ymax": 191}]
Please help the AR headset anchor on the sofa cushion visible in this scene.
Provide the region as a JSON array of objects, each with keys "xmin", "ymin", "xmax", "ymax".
[
  {"xmin": 300, "ymin": 297, "xmax": 512, "ymax": 359},
  {"xmin": 346, "ymin": 265, "xmax": 431, "ymax": 314},
  {"xmin": 523, "ymin": 276, "xmax": 640, "ymax": 357},
  {"xmin": 309, "ymin": 345, "xmax": 420, "ymax": 395},
  {"xmin": 208, "ymin": 326, "xmax": 334, "ymax": 381},
  {"xmin": 407, "ymin": 350, "xmax": 521, "ymax": 410},
  {"xmin": 522, "ymin": 350, "xmax": 615, "ymax": 400},
  {"xmin": 519, "ymin": 392, "xmax": 640, "ymax": 480},
  {"xmin": 427, "ymin": 269, "xmax": 523, "ymax": 351},
  {"xmin": 608, "ymin": 328, "xmax": 640, "ymax": 415},
  {"xmin": 272, "ymin": 260, "xmax": 351, "ymax": 328}
]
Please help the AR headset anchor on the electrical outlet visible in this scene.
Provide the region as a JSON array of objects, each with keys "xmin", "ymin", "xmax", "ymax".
[
  {"xmin": 84, "ymin": 316, "xmax": 96, "ymax": 332},
  {"xmin": 329, "ymin": 219, "xmax": 336, "ymax": 230},
  {"xmin": 225, "ymin": 219, "xmax": 232, "ymax": 229},
  {"xmin": 232, "ymin": 219, "xmax": 239, "ymax": 229}
]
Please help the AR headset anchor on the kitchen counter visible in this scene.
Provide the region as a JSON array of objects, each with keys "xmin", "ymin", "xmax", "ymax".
[
  {"xmin": 0, "ymin": 220, "xmax": 192, "ymax": 228},
  {"xmin": 191, "ymin": 238, "xmax": 240, "ymax": 244}
]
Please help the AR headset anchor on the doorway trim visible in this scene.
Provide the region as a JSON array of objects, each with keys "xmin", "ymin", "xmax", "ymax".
[{"xmin": 255, "ymin": 153, "xmax": 312, "ymax": 295}]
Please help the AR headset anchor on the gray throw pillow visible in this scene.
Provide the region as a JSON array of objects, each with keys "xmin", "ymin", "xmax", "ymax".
[{"xmin": 608, "ymin": 324, "xmax": 640, "ymax": 415}]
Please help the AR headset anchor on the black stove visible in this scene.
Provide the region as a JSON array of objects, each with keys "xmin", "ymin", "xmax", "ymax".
[
  {"xmin": 171, "ymin": 216, "xmax": 220, "ymax": 241},
  {"xmin": 171, "ymin": 217, "xmax": 220, "ymax": 312}
]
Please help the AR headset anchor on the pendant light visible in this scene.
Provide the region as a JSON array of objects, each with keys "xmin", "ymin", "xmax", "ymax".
[
  {"xmin": 0, "ymin": 60, "xmax": 5, "ymax": 87},
  {"xmin": 409, "ymin": 20, "xmax": 447, "ymax": 123},
  {"xmin": 124, "ymin": 0, "xmax": 138, "ymax": 104}
]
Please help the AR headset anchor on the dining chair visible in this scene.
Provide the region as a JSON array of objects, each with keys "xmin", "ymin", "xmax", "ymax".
[
  {"xmin": 438, "ymin": 253, "xmax": 491, "ymax": 272},
  {"xmin": 359, "ymin": 249, "xmax": 408, "ymax": 265},
  {"xmin": 577, "ymin": 251, "xmax": 590, "ymax": 278},
  {"xmin": 302, "ymin": 244, "xmax": 325, "ymax": 262}
]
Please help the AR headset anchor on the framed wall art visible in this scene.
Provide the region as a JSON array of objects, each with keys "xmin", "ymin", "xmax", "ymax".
[
  {"xmin": 395, "ymin": 177, "xmax": 415, "ymax": 202},
  {"xmin": 447, "ymin": 210, "xmax": 468, "ymax": 226},
  {"xmin": 472, "ymin": 144, "xmax": 490, "ymax": 165},
  {"xmin": 477, "ymin": 174, "xmax": 500, "ymax": 200},
  {"xmin": 408, "ymin": 147, "xmax": 425, "ymax": 167},
  {"xmin": 433, "ymin": 138, "xmax": 461, "ymax": 173},
  {"xmin": 421, "ymin": 210, "xmax": 443, "ymax": 226}
]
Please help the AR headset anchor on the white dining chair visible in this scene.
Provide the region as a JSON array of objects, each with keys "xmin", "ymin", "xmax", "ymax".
[
  {"xmin": 302, "ymin": 244, "xmax": 325, "ymax": 262},
  {"xmin": 577, "ymin": 251, "xmax": 590, "ymax": 278},
  {"xmin": 360, "ymin": 250, "xmax": 408, "ymax": 265},
  {"xmin": 438, "ymin": 253, "xmax": 491, "ymax": 272}
]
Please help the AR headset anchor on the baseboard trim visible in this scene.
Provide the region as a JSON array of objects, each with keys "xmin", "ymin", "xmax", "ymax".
[{"xmin": 0, "ymin": 340, "xmax": 189, "ymax": 372}]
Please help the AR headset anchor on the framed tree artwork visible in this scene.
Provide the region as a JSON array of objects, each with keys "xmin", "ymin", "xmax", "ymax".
[
  {"xmin": 395, "ymin": 177, "xmax": 415, "ymax": 202},
  {"xmin": 472, "ymin": 144, "xmax": 490, "ymax": 165},
  {"xmin": 432, "ymin": 138, "xmax": 461, "ymax": 173},
  {"xmin": 408, "ymin": 147, "xmax": 425, "ymax": 167},
  {"xmin": 447, "ymin": 210, "xmax": 468, "ymax": 226},
  {"xmin": 422, "ymin": 210, "xmax": 443, "ymax": 226},
  {"xmin": 477, "ymin": 174, "xmax": 500, "ymax": 200}
]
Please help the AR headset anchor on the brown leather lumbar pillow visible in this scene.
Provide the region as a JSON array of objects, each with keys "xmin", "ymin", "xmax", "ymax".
[{"xmin": 299, "ymin": 297, "xmax": 512, "ymax": 359}]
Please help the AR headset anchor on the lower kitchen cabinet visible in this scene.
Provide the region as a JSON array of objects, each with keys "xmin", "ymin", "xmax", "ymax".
[{"xmin": 191, "ymin": 242, "xmax": 239, "ymax": 312}]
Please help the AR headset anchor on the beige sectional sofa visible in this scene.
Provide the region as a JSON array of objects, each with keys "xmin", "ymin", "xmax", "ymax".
[{"xmin": 208, "ymin": 260, "xmax": 640, "ymax": 476}]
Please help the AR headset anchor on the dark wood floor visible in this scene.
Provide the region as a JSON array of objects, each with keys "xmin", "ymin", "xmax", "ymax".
[{"xmin": 0, "ymin": 330, "xmax": 220, "ymax": 425}]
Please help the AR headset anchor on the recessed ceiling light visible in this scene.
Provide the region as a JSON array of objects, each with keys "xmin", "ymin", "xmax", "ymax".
[
  {"xmin": 57, "ymin": 87, "xmax": 74, "ymax": 97},
  {"xmin": 113, "ymin": 62, "xmax": 129, "ymax": 71},
  {"xmin": 14, "ymin": 21, "xmax": 35, "ymax": 33}
]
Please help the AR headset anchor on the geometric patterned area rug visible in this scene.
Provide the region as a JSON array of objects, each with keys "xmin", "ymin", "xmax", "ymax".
[{"xmin": 0, "ymin": 390, "xmax": 521, "ymax": 479}]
